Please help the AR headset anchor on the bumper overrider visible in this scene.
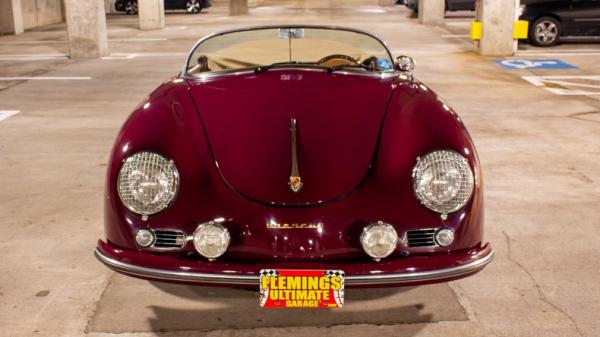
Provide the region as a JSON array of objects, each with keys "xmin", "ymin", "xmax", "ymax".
[{"xmin": 95, "ymin": 240, "xmax": 493, "ymax": 287}]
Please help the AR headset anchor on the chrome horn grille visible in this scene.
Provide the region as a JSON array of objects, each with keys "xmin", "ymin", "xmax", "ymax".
[
  {"xmin": 152, "ymin": 230, "xmax": 186, "ymax": 249},
  {"xmin": 405, "ymin": 229, "xmax": 437, "ymax": 247}
]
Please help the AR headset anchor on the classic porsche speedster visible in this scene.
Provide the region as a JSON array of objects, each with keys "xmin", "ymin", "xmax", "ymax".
[{"xmin": 95, "ymin": 25, "xmax": 493, "ymax": 288}]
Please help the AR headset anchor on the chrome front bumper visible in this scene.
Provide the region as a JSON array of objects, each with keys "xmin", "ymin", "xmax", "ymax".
[{"xmin": 95, "ymin": 244, "xmax": 494, "ymax": 286}]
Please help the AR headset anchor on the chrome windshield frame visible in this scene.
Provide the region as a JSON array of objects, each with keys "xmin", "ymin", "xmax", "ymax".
[{"xmin": 180, "ymin": 24, "xmax": 396, "ymax": 78}]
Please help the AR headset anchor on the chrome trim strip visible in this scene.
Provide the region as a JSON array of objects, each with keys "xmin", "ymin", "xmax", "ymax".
[
  {"xmin": 288, "ymin": 118, "xmax": 303, "ymax": 193},
  {"xmin": 150, "ymin": 228, "xmax": 187, "ymax": 250},
  {"xmin": 347, "ymin": 250, "xmax": 494, "ymax": 285},
  {"xmin": 95, "ymin": 248, "xmax": 494, "ymax": 286},
  {"xmin": 95, "ymin": 249, "xmax": 258, "ymax": 285}
]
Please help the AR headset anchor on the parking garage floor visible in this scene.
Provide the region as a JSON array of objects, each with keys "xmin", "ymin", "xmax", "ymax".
[{"xmin": 1, "ymin": 2, "xmax": 599, "ymax": 337}]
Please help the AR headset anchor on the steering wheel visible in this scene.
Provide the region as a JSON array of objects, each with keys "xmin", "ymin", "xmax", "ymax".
[{"xmin": 317, "ymin": 54, "xmax": 360, "ymax": 66}]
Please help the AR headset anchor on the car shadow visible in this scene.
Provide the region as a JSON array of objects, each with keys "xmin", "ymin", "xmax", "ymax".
[{"xmin": 146, "ymin": 282, "xmax": 432, "ymax": 333}]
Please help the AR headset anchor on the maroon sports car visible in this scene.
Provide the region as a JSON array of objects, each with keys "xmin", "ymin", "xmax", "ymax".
[{"xmin": 95, "ymin": 25, "xmax": 493, "ymax": 288}]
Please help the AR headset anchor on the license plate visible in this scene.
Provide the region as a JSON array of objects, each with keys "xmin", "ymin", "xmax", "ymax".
[{"xmin": 259, "ymin": 269, "xmax": 345, "ymax": 308}]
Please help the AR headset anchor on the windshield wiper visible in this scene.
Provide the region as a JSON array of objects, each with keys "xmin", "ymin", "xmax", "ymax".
[
  {"xmin": 326, "ymin": 63, "xmax": 372, "ymax": 73},
  {"xmin": 254, "ymin": 61, "xmax": 330, "ymax": 73},
  {"xmin": 254, "ymin": 62, "xmax": 373, "ymax": 74},
  {"xmin": 255, "ymin": 61, "xmax": 300, "ymax": 73}
]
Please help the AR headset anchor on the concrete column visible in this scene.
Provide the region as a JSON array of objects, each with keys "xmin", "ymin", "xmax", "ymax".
[
  {"xmin": 64, "ymin": 0, "xmax": 108, "ymax": 58},
  {"xmin": 138, "ymin": 0, "xmax": 165, "ymax": 30},
  {"xmin": 104, "ymin": 0, "xmax": 114, "ymax": 13},
  {"xmin": 229, "ymin": 0, "xmax": 248, "ymax": 16},
  {"xmin": 418, "ymin": 0, "xmax": 445, "ymax": 26},
  {"xmin": 475, "ymin": 0, "xmax": 518, "ymax": 56},
  {"xmin": 0, "ymin": 0, "xmax": 24, "ymax": 35}
]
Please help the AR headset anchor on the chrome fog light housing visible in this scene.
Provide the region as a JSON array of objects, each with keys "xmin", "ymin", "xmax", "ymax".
[
  {"xmin": 434, "ymin": 228, "xmax": 454, "ymax": 247},
  {"xmin": 135, "ymin": 229, "xmax": 155, "ymax": 247},
  {"xmin": 193, "ymin": 222, "xmax": 231, "ymax": 260},
  {"xmin": 360, "ymin": 221, "xmax": 399, "ymax": 261}
]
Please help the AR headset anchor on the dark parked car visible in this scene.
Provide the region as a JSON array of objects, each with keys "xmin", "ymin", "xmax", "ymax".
[
  {"xmin": 520, "ymin": 0, "xmax": 600, "ymax": 46},
  {"xmin": 115, "ymin": 0, "xmax": 211, "ymax": 15},
  {"xmin": 406, "ymin": 0, "xmax": 475, "ymax": 12}
]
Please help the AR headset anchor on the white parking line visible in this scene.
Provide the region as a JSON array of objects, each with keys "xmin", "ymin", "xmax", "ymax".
[
  {"xmin": 444, "ymin": 22, "xmax": 471, "ymax": 26},
  {"xmin": 0, "ymin": 40, "xmax": 65, "ymax": 45},
  {"xmin": 522, "ymin": 75, "xmax": 600, "ymax": 95},
  {"xmin": 0, "ymin": 110, "xmax": 19, "ymax": 123},
  {"xmin": 166, "ymin": 26, "xmax": 188, "ymax": 30},
  {"xmin": 517, "ymin": 52, "xmax": 600, "ymax": 56},
  {"xmin": 441, "ymin": 34, "xmax": 470, "ymax": 38},
  {"xmin": 0, "ymin": 53, "xmax": 69, "ymax": 60},
  {"xmin": 357, "ymin": 8, "xmax": 386, "ymax": 13},
  {"xmin": 0, "ymin": 37, "xmax": 168, "ymax": 46},
  {"xmin": 102, "ymin": 52, "xmax": 186, "ymax": 60},
  {"xmin": 518, "ymin": 48, "xmax": 600, "ymax": 56},
  {"xmin": 0, "ymin": 76, "xmax": 92, "ymax": 81},
  {"xmin": 519, "ymin": 49, "xmax": 600, "ymax": 53},
  {"xmin": 110, "ymin": 38, "xmax": 168, "ymax": 42}
]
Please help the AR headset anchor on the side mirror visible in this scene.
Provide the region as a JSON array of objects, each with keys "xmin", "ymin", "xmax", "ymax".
[{"xmin": 395, "ymin": 55, "xmax": 416, "ymax": 72}]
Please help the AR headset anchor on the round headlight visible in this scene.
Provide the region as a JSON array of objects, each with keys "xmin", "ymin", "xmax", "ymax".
[
  {"xmin": 193, "ymin": 222, "xmax": 230, "ymax": 260},
  {"xmin": 360, "ymin": 221, "xmax": 398, "ymax": 260},
  {"xmin": 412, "ymin": 150, "xmax": 474, "ymax": 216},
  {"xmin": 117, "ymin": 152, "xmax": 179, "ymax": 216}
]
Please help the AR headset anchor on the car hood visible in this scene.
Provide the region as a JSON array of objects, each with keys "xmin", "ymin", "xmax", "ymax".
[{"xmin": 188, "ymin": 70, "xmax": 396, "ymax": 206}]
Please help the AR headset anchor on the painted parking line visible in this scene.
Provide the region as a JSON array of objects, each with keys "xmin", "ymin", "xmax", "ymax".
[
  {"xmin": 496, "ymin": 59, "xmax": 577, "ymax": 70},
  {"xmin": 102, "ymin": 52, "xmax": 186, "ymax": 60},
  {"xmin": 0, "ymin": 38, "xmax": 168, "ymax": 46},
  {"xmin": 441, "ymin": 34, "xmax": 470, "ymax": 38},
  {"xmin": 517, "ymin": 49, "xmax": 600, "ymax": 56},
  {"xmin": 357, "ymin": 8, "xmax": 386, "ymax": 13},
  {"xmin": 0, "ymin": 110, "xmax": 19, "ymax": 123},
  {"xmin": 517, "ymin": 52, "xmax": 600, "ymax": 56},
  {"xmin": 166, "ymin": 26, "xmax": 188, "ymax": 30},
  {"xmin": 444, "ymin": 22, "xmax": 471, "ymax": 26},
  {"xmin": 519, "ymin": 49, "xmax": 600, "ymax": 53},
  {"xmin": 0, "ymin": 40, "xmax": 65, "ymax": 45},
  {"xmin": 391, "ymin": 49, "xmax": 471, "ymax": 55},
  {"xmin": 522, "ymin": 75, "xmax": 600, "ymax": 95},
  {"xmin": 0, "ymin": 53, "xmax": 69, "ymax": 60},
  {"xmin": 110, "ymin": 38, "xmax": 168, "ymax": 42},
  {"xmin": 0, "ymin": 76, "xmax": 92, "ymax": 81}
]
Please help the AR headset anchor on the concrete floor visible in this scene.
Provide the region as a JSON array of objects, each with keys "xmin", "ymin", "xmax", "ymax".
[{"xmin": 1, "ymin": 1, "xmax": 599, "ymax": 337}]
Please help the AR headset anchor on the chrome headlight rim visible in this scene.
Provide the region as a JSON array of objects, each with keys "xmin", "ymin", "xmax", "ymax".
[
  {"xmin": 192, "ymin": 222, "xmax": 231, "ymax": 260},
  {"xmin": 360, "ymin": 221, "xmax": 399, "ymax": 261},
  {"xmin": 117, "ymin": 151, "xmax": 180, "ymax": 217},
  {"xmin": 412, "ymin": 149, "xmax": 475, "ymax": 217}
]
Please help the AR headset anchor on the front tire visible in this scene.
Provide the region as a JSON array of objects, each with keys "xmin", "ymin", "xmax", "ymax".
[
  {"xmin": 125, "ymin": 0, "xmax": 138, "ymax": 15},
  {"xmin": 186, "ymin": 0, "xmax": 201, "ymax": 13},
  {"xmin": 529, "ymin": 16, "xmax": 561, "ymax": 47}
]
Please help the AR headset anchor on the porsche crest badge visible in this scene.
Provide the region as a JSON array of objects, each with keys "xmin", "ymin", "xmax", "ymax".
[
  {"xmin": 289, "ymin": 176, "xmax": 303, "ymax": 193},
  {"xmin": 288, "ymin": 118, "xmax": 303, "ymax": 193}
]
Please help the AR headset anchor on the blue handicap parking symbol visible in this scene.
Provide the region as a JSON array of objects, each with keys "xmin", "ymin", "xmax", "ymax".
[{"xmin": 495, "ymin": 59, "xmax": 577, "ymax": 70}]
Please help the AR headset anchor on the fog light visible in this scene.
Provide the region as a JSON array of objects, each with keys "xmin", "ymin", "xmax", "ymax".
[
  {"xmin": 360, "ymin": 221, "xmax": 398, "ymax": 261},
  {"xmin": 193, "ymin": 222, "xmax": 230, "ymax": 260},
  {"xmin": 435, "ymin": 228, "xmax": 454, "ymax": 247},
  {"xmin": 135, "ymin": 229, "xmax": 154, "ymax": 247}
]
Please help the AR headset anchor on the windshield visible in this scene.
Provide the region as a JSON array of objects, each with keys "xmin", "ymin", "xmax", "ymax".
[{"xmin": 184, "ymin": 26, "xmax": 395, "ymax": 75}]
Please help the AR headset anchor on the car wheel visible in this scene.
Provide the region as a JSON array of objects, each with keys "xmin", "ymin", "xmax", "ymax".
[
  {"xmin": 529, "ymin": 16, "xmax": 561, "ymax": 47},
  {"xmin": 125, "ymin": 0, "xmax": 138, "ymax": 15},
  {"xmin": 186, "ymin": 0, "xmax": 201, "ymax": 13}
]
